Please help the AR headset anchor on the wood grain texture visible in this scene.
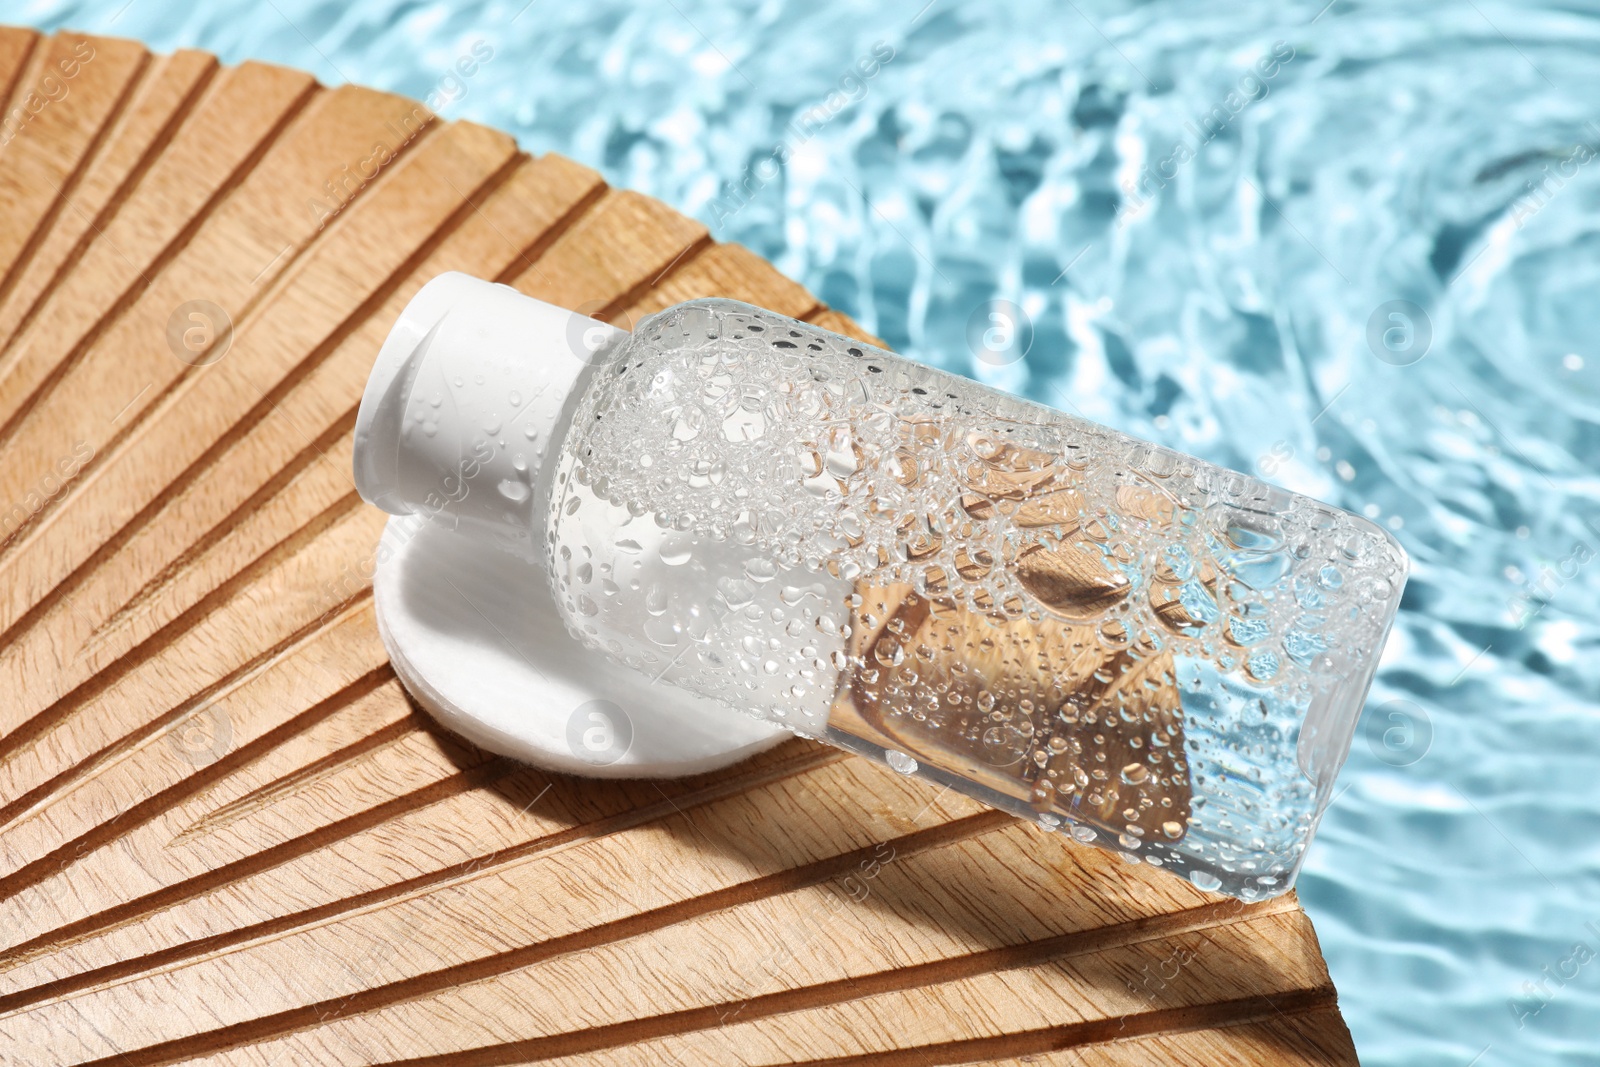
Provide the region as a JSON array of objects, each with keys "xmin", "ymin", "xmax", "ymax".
[{"xmin": 0, "ymin": 29, "xmax": 1359, "ymax": 1066}]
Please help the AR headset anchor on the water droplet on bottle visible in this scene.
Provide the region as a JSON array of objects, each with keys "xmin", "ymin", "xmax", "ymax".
[
  {"xmin": 1120, "ymin": 763, "xmax": 1149, "ymax": 785},
  {"xmin": 885, "ymin": 750, "xmax": 918, "ymax": 774},
  {"xmin": 874, "ymin": 638, "xmax": 906, "ymax": 667},
  {"xmin": 645, "ymin": 584, "xmax": 669, "ymax": 616},
  {"xmin": 659, "ymin": 536, "xmax": 693, "ymax": 566},
  {"xmin": 672, "ymin": 409, "xmax": 703, "ymax": 441},
  {"xmin": 718, "ymin": 577, "xmax": 756, "ymax": 609},
  {"xmin": 1162, "ymin": 821, "xmax": 1185, "ymax": 840},
  {"xmin": 780, "ymin": 583, "xmax": 824, "ymax": 605},
  {"xmin": 721, "ymin": 406, "xmax": 766, "ymax": 442},
  {"xmin": 1190, "ymin": 870, "xmax": 1223, "ymax": 892},
  {"xmin": 498, "ymin": 479, "xmax": 529, "ymax": 502},
  {"xmin": 644, "ymin": 614, "xmax": 681, "ymax": 647}
]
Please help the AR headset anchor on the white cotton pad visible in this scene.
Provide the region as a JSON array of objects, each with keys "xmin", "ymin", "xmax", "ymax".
[{"xmin": 372, "ymin": 515, "xmax": 790, "ymax": 778}]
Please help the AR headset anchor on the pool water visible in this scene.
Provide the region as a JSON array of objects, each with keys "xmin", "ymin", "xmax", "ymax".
[{"xmin": 21, "ymin": 0, "xmax": 1600, "ymax": 1062}]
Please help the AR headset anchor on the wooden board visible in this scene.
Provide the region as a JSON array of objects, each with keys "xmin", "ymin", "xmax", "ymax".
[{"xmin": 0, "ymin": 28, "xmax": 1360, "ymax": 1066}]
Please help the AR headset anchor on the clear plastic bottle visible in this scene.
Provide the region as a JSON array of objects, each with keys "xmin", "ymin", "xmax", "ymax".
[{"xmin": 355, "ymin": 273, "xmax": 1408, "ymax": 900}]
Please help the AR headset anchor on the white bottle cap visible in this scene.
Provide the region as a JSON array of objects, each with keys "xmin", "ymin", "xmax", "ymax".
[
  {"xmin": 353, "ymin": 271, "xmax": 624, "ymax": 561},
  {"xmin": 353, "ymin": 273, "xmax": 788, "ymax": 777}
]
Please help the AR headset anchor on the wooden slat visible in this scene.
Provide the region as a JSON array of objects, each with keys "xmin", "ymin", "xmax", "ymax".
[
  {"xmin": 0, "ymin": 28, "xmax": 1358, "ymax": 1067},
  {"xmin": 0, "ymin": 508, "xmax": 388, "ymax": 870},
  {"xmin": 0, "ymin": 58, "xmax": 317, "ymax": 551},
  {"xmin": 0, "ymin": 27, "xmax": 38, "ymax": 102},
  {"xmin": 0, "ymin": 114, "xmax": 516, "ymax": 723},
  {"xmin": 5, "ymin": 764, "xmax": 989, "ymax": 1057},
  {"xmin": 0, "ymin": 32, "xmax": 148, "ymax": 292},
  {"xmin": 505, "ymin": 187, "xmax": 709, "ymax": 314},
  {"xmin": 620, "ymin": 241, "xmax": 819, "ymax": 322},
  {"xmin": 980, "ymin": 1011, "xmax": 1362, "ymax": 1067},
  {"xmin": 0, "ymin": 737, "xmax": 838, "ymax": 999},
  {"xmin": 0, "ymin": 49, "xmax": 217, "ymax": 352},
  {"xmin": 0, "ymin": 82, "xmax": 425, "ymax": 600}
]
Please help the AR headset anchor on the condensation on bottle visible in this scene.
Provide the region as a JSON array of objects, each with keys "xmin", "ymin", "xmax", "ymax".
[{"xmin": 541, "ymin": 298, "xmax": 1408, "ymax": 900}]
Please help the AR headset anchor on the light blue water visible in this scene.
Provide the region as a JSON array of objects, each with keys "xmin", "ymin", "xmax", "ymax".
[{"xmin": 19, "ymin": 0, "xmax": 1600, "ymax": 1061}]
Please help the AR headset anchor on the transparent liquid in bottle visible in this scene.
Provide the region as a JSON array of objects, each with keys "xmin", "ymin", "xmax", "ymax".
[{"xmin": 544, "ymin": 299, "xmax": 1407, "ymax": 899}]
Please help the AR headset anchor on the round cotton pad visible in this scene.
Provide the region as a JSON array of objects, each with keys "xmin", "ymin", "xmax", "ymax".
[{"xmin": 372, "ymin": 515, "xmax": 790, "ymax": 778}]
